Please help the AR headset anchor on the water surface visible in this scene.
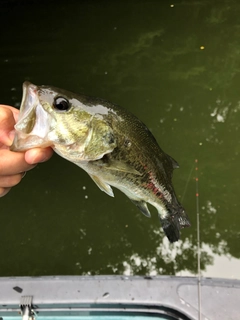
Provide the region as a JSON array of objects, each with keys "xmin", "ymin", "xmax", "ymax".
[{"xmin": 0, "ymin": 0, "xmax": 239, "ymax": 278}]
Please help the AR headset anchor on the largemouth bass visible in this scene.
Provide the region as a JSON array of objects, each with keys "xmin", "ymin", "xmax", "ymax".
[{"xmin": 11, "ymin": 82, "xmax": 190, "ymax": 242}]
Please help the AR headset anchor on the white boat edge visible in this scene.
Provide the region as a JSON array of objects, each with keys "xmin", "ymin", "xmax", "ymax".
[{"xmin": 0, "ymin": 275, "xmax": 239, "ymax": 319}]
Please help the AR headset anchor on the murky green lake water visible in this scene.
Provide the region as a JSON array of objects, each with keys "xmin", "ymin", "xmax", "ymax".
[{"xmin": 0, "ymin": 0, "xmax": 239, "ymax": 279}]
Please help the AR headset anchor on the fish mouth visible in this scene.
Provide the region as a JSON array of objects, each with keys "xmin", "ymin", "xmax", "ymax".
[{"xmin": 10, "ymin": 82, "xmax": 53, "ymax": 152}]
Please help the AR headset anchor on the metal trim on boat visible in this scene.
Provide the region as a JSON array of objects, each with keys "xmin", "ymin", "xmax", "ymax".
[{"xmin": 0, "ymin": 276, "xmax": 239, "ymax": 319}]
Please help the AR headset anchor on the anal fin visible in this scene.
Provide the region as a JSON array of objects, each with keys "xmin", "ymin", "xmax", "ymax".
[
  {"xmin": 131, "ymin": 200, "xmax": 151, "ymax": 218},
  {"xmin": 89, "ymin": 174, "xmax": 114, "ymax": 197}
]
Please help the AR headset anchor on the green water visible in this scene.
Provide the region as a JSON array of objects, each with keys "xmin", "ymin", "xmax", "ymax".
[{"xmin": 0, "ymin": 0, "xmax": 239, "ymax": 278}]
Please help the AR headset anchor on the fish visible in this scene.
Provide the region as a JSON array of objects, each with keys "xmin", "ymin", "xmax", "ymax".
[{"xmin": 11, "ymin": 81, "xmax": 191, "ymax": 242}]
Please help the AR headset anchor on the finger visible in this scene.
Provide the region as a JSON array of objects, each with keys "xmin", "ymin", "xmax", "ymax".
[
  {"xmin": 0, "ymin": 150, "xmax": 36, "ymax": 175},
  {"xmin": 0, "ymin": 173, "xmax": 23, "ymax": 188},
  {"xmin": 0, "ymin": 187, "xmax": 11, "ymax": 198},
  {"xmin": 0, "ymin": 105, "xmax": 19, "ymax": 121},
  {"xmin": 0, "ymin": 106, "xmax": 19, "ymax": 146},
  {"xmin": 25, "ymin": 147, "xmax": 53, "ymax": 165}
]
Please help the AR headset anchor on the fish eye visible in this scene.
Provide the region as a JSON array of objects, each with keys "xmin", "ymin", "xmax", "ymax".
[{"xmin": 53, "ymin": 97, "xmax": 70, "ymax": 111}]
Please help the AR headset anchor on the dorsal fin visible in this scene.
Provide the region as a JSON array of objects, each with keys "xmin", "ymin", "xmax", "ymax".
[{"xmin": 168, "ymin": 155, "xmax": 179, "ymax": 169}]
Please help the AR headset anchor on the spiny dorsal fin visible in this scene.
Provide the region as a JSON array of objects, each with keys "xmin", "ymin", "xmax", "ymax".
[{"xmin": 168, "ymin": 154, "xmax": 179, "ymax": 169}]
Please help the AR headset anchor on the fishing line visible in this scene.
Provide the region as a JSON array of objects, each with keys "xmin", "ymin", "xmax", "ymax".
[
  {"xmin": 181, "ymin": 161, "xmax": 195, "ymax": 202},
  {"xmin": 195, "ymin": 159, "xmax": 202, "ymax": 320}
]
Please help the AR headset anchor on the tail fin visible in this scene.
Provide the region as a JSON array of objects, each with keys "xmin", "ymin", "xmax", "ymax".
[
  {"xmin": 160, "ymin": 211, "xmax": 191, "ymax": 242},
  {"xmin": 160, "ymin": 215, "xmax": 181, "ymax": 243}
]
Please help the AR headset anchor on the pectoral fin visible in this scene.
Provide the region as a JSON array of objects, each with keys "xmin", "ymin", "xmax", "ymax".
[
  {"xmin": 89, "ymin": 174, "xmax": 114, "ymax": 197},
  {"xmin": 103, "ymin": 160, "xmax": 141, "ymax": 175},
  {"xmin": 131, "ymin": 200, "xmax": 151, "ymax": 218}
]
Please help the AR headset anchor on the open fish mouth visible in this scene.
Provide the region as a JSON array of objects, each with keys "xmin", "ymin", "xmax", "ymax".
[{"xmin": 10, "ymin": 82, "xmax": 53, "ymax": 152}]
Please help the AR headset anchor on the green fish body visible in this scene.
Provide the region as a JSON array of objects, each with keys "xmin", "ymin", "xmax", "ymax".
[{"xmin": 11, "ymin": 82, "xmax": 190, "ymax": 242}]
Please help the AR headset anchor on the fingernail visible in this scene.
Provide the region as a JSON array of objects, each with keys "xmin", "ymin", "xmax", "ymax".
[
  {"xmin": 21, "ymin": 171, "xmax": 27, "ymax": 178},
  {"xmin": 39, "ymin": 157, "xmax": 48, "ymax": 163},
  {"xmin": 25, "ymin": 149, "xmax": 39, "ymax": 164}
]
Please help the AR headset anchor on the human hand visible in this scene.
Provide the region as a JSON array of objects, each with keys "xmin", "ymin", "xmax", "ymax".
[{"xmin": 0, "ymin": 105, "xmax": 53, "ymax": 197}]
